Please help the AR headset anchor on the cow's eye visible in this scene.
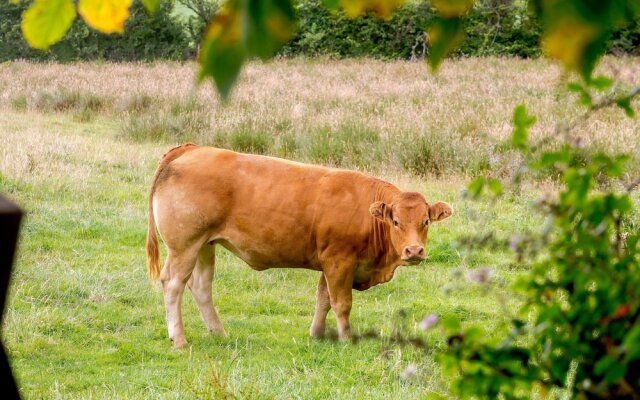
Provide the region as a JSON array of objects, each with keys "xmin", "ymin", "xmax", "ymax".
[
  {"xmin": 424, "ymin": 219, "xmax": 430, "ymax": 226},
  {"xmin": 393, "ymin": 220, "xmax": 399, "ymax": 227}
]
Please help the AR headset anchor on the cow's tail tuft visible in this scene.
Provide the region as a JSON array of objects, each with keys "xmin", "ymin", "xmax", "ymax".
[
  {"xmin": 146, "ymin": 191, "xmax": 161, "ymax": 281},
  {"xmin": 146, "ymin": 143, "xmax": 199, "ymax": 281}
]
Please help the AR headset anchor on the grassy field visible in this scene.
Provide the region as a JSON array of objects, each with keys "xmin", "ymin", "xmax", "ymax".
[{"xmin": 0, "ymin": 57, "xmax": 638, "ymax": 399}]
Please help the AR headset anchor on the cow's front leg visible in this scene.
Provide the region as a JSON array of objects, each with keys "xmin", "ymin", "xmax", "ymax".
[
  {"xmin": 323, "ymin": 262, "xmax": 355, "ymax": 340},
  {"xmin": 310, "ymin": 273, "xmax": 330, "ymax": 337}
]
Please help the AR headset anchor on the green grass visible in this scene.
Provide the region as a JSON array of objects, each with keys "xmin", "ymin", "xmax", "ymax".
[{"xmin": 0, "ymin": 110, "xmax": 540, "ymax": 399}]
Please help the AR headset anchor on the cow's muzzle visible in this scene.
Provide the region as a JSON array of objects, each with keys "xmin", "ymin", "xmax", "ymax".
[{"xmin": 401, "ymin": 245, "xmax": 426, "ymax": 264}]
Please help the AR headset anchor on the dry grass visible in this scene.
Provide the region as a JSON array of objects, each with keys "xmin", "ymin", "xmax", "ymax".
[
  {"xmin": 1, "ymin": 59, "xmax": 638, "ymax": 139},
  {"xmin": 2, "ymin": 58, "xmax": 639, "ymax": 178}
]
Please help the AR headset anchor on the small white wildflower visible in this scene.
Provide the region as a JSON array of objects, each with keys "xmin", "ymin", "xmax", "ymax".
[
  {"xmin": 419, "ymin": 314, "xmax": 439, "ymax": 330},
  {"xmin": 401, "ymin": 364, "xmax": 418, "ymax": 379}
]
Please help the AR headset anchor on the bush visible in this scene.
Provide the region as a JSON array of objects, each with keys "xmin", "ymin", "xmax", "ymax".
[
  {"xmin": 304, "ymin": 125, "xmax": 382, "ymax": 168},
  {"xmin": 459, "ymin": 0, "xmax": 541, "ymax": 58},
  {"xmin": 281, "ymin": 0, "xmax": 434, "ymax": 59},
  {"xmin": 120, "ymin": 99, "xmax": 209, "ymax": 142},
  {"xmin": 281, "ymin": 0, "xmax": 542, "ymax": 59},
  {"xmin": 400, "ymin": 131, "xmax": 492, "ymax": 177},
  {"xmin": 281, "ymin": 0, "xmax": 639, "ymax": 60},
  {"xmin": 610, "ymin": 15, "xmax": 640, "ymax": 55},
  {"xmin": 177, "ymin": 0, "xmax": 221, "ymax": 52},
  {"xmin": 229, "ymin": 130, "xmax": 274, "ymax": 154},
  {"xmin": 0, "ymin": 0, "xmax": 190, "ymax": 62}
]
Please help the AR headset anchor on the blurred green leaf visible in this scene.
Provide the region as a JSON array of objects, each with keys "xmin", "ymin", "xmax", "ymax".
[
  {"xmin": 567, "ymin": 82, "xmax": 592, "ymax": 106},
  {"xmin": 567, "ymin": 82, "xmax": 584, "ymax": 93},
  {"xmin": 616, "ymin": 97, "xmax": 635, "ymax": 117},
  {"xmin": 464, "ymin": 326, "xmax": 484, "ymax": 342},
  {"xmin": 322, "ymin": 0, "xmax": 339, "ymax": 9},
  {"xmin": 467, "ymin": 176, "xmax": 484, "ymax": 198},
  {"xmin": 580, "ymin": 91, "xmax": 593, "ymax": 107},
  {"xmin": 442, "ymin": 315, "xmax": 461, "ymax": 332},
  {"xmin": 604, "ymin": 363, "xmax": 627, "ymax": 383},
  {"xmin": 245, "ymin": 0, "xmax": 296, "ymax": 60},
  {"xmin": 534, "ymin": 0, "xmax": 640, "ymax": 80},
  {"xmin": 623, "ymin": 324, "xmax": 640, "ymax": 362},
  {"xmin": 487, "ymin": 178, "xmax": 503, "ymax": 197},
  {"xmin": 589, "ymin": 75, "xmax": 612, "ymax": 91},
  {"xmin": 199, "ymin": 2, "xmax": 246, "ymax": 100},
  {"xmin": 141, "ymin": 0, "xmax": 160, "ymax": 14},
  {"xmin": 199, "ymin": 0, "xmax": 297, "ymax": 99},
  {"xmin": 511, "ymin": 104, "xmax": 535, "ymax": 152},
  {"xmin": 428, "ymin": 17, "xmax": 464, "ymax": 71},
  {"xmin": 21, "ymin": 0, "xmax": 76, "ymax": 50}
]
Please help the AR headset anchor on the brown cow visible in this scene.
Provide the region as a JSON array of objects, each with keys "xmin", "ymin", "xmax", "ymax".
[{"xmin": 146, "ymin": 144, "xmax": 453, "ymax": 348}]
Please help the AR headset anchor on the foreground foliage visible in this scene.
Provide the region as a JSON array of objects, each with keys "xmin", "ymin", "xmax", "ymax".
[{"xmin": 443, "ymin": 109, "xmax": 640, "ymax": 398}]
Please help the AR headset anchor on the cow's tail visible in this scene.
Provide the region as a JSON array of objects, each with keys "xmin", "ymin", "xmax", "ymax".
[
  {"xmin": 146, "ymin": 191, "xmax": 161, "ymax": 280},
  {"xmin": 146, "ymin": 143, "xmax": 199, "ymax": 281}
]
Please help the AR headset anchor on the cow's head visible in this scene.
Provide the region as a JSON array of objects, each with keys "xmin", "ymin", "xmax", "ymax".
[{"xmin": 369, "ymin": 192, "xmax": 453, "ymax": 265}]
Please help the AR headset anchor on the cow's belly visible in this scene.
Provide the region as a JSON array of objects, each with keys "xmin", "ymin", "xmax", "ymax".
[{"xmin": 215, "ymin": 232, "xmax": 320, "ymax": 272}]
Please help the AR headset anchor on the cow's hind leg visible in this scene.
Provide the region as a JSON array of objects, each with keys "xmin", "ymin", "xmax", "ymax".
[
  {"xmin": 161, "ymin": 246, "xmax": 199, "ymax": 349},
  {"xmin": 187, "ymin": 243, "xmax": 226, "ymax": 336},
  {"xmin": 310, "ymin": 273, "xmax": 331, "ymax": 337}
]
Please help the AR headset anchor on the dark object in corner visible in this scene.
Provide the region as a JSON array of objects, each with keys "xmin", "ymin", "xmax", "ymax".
[{"xmin": 0, "ymin": 196, "xmax": 21, "ymax": 399}]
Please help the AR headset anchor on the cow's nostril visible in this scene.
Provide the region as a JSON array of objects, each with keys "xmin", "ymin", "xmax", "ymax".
[{"xmin": 403, "ymin": 246, "xmax": 426, "ymax": 260}]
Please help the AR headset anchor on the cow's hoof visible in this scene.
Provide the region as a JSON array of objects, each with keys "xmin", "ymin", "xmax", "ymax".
[
  {"xmin": 309, "ymin": 326, "xmax": 325, "ymax": 338},
  {"xmin": 210, "ymin": 328, "xmax": 227, "ymax": 337},
  {"xmin": 171, "ymin": 337, "xmax": 189, "ymax": 349}
]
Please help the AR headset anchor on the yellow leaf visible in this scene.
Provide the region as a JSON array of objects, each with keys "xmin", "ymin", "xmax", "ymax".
[
  {"xmin": 265, "ymin": 13, "xmax": 295, "ymax": 43},
  {"xmin": 431, "ymin": 0, "xmax": 474, "ymax": 18},
  {"xmin": 542, "ymin": 21, "xmax": 597, "ymax": 72},
  {"xmin": 202, "ymin": 3, "xmax": 241, "ymax": 45},
  {"xmin": 21, "ymin": 0, "xmax": 76, "ymax": 50},
  {"xmin": 340, "ymin": 0, "xmax": 366, "ymax": 18},
  {"xmin": 78, "ymin": 0, "xmax": 132, "ymax": 34}
]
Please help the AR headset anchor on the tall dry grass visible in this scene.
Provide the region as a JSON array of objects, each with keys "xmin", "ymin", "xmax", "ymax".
[{"xmin": 1, "ymin": 57, "xmax": 639, "ymax": 176}]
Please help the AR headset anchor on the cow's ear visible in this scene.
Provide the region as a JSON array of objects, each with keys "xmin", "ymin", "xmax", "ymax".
[
  {"xmin": 429, "ymin": 202, "xmax": 453, "ymax": 222},
  {"xmin": 369, "ymin": 201, "xmax": 390, "ymax": 222}
]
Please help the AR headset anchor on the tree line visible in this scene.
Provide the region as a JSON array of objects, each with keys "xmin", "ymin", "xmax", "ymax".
[{"xmin": 2, "ymin": 0, "xmax": 638, "ymax": 63}]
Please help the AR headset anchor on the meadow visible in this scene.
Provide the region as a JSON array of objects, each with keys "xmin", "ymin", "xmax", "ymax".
[{"xmin": 0, "ymin": 57, "xmax": 639, "ymax": 399}]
